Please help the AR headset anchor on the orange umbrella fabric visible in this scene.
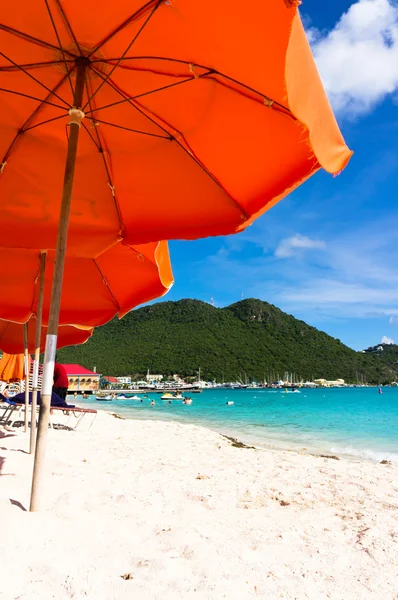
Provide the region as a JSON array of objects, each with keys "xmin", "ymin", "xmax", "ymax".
[
  {"xmin": 0, "ymin": 319, "xmax": 93, "ymax": 355},
  {"xmin": 0, "ymin": 241, "xmax": 173, "ymax": 326},
  {"xmin": 0, "ymin": 352, "xmax": 25, "ymax": 383},
  {"xmin": 0, "ymin": 1, "xmax": 352, "ymax": 256}
]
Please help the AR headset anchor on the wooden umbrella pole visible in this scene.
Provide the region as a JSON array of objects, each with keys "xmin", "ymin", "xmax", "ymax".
[
  {"xmin": 29, "ymin": 251, "xmax": 47, "ymax": 455},
  {"xmin": 23, "ymin": 322, "xmax": 29, "ymax": 432},
  {"xmin": 30, "ymin": 58, "xmax": 87, "ymax": 511}
]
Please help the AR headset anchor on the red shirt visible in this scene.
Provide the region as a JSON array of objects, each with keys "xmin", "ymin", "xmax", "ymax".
[{"xmin": 53, "ymin": 363, "xmax": 69, "ymax": 388}]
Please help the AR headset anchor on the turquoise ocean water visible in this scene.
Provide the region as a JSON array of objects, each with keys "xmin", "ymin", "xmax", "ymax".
[{"xmin": 74, "ymin": 387, "xmax": 398, "ymax": 462}]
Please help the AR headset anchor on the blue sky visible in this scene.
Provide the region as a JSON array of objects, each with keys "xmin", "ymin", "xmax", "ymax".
[{"xmin": 164, "ymin": 0, "xmax": 398, "ymax": 351}]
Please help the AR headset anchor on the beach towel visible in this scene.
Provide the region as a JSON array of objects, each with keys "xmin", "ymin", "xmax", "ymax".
[{"xmin": 12, "ymin": 391, "xmax": 74, "ymax": 408}]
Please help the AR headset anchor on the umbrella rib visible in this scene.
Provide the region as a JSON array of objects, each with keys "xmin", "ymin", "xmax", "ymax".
[
  {"xmin": 19, "ymin": 68, "xmax": 74, "ymax": 127},
  {"xmin": 0, "ymin": 49, "xmax": 70, "ymax": 107},
  {"xmin": 0, "ymin": 88, "xmax": 65, "ymax": 110},
  {"xmin": 85, "ymin": 71, "xmax": 213, "ymax": 115},
  {"xmin": 81, "ymin": 121, "xmax": 101, "ymax": 151},
  {"xmin": 90, "ymin": 118, "xmax": 171, "ymax": 139},
  {"xmin": 89, "ymin": 65, "xmax": 172, "ymax": 138},
  {"xmin": 97, "ymin": 55, "xmax": 292, "ymax": 115},
  {"xmin": 93, "ymin": 260, "xmax": 121, "ymax": 313},
  {"xmin": 0, "ymin": 23, "xmax": 77, "ymax": 56},
  {"xmin": 88, "ymin": 68, "xmax": 249, "ymax": 221},
  {"xmin": 2, "ymin": 322, "xmax": 11, "ymax": 336},
  {"xmin": 124, "ymin": 245, "xmax": 160, "ymax": 274},
  {"xmin": 54, "ymin": 0, "xmax": 83, "ymax": 56},
  {"xmin": 214, "ymin": 71, "xmax": 291, "ymax": 115},
  {"xmin": 89, "ymin": 0, "xmax": 159, "ymax": 56},
  {"xmin": 83, "ymin": 0, "xmax": 162, "ymax": 111},
  {"xmin": 43, "ymin": 0, "xmax": 75, "ymax": 95},
  {"xmin": 0, "ymin": 69, "xmax": 74, "ymax": 165},
  {"xmin": 84, "ymin": 74, "xmax": 125, "ymax": 237},
  {"xmin": 23, "ymin": 114, "xmax": 66, "ymax": 132},
  {"xmin": 0, "ymin": 60, "xmax": 74, "ymax": 72},
  {"xmin": 171, "ymin": 136, "xmax": 249, "ymax": 221}
]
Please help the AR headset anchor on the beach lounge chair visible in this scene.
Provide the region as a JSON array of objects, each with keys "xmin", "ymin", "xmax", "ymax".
[
  {"xmin": 1, "ymin": 371, "xmax": 97, "ymax": 431},
  {"xmin": 0, "ymin": 398, "xmax": 97, "ymax": 431},
  {"xmin": 49, "ymin": 405, "xmax": 97, "ymax": 430}
]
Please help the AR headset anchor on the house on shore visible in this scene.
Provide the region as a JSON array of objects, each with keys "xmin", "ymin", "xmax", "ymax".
[
  {"xmin": 100, "ymin": 375, "xmax": 120, "ymax": 389},
  {"xmin": 63, "ymin": 364, "xmax": 100, "ymax": 394}
]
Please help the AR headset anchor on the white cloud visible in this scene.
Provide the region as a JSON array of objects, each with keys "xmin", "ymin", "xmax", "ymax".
[
  {"xmin": 196, "ymin": 213, "xmax": 398, "ymax": 343},
  {"xmin": 280, "ymin": 280, "xmax": 398, "ymax": 306},
  {"xmin": 381, "ymin": 335, "xmax": 395, "ymax": 344},
  {"xmin": 309, "ymin": 0, "xmax": 398, "ymax": 115},
  {"xmin": 275, "ymin": 234, "xmax": 326, "ymax": 258},
  {"xmin": 389, "ymin": 315, "xmax": 398, "ymax": 324}
]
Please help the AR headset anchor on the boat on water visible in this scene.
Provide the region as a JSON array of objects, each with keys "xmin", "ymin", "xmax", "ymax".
[
  {"xmin": 161, "ymin": 392, "xmax": 184, "ymax": 400},
  {"xmin": 96, "ymin": 395, "xmax": 113, "ymax": 401},
  {"xmin": 226, "ymin": 401, "xmax": 234, "ymax": 405}
]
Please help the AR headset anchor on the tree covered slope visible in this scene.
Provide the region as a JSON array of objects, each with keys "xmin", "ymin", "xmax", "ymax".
[{"xmin": 58, "ymin": 299, "xmax": 397, "ymax": 383}]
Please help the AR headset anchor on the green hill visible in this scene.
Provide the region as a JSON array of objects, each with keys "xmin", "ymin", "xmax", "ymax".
[
  {"xmin": 363, "ymin": 343, "xmax": 398, "ymax": 375},
  {"xmin": 57, "ymin": 299, "xmax": 397, "ymax": 384}
]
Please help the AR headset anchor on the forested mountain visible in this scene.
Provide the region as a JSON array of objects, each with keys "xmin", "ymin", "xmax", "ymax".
[
  {"xmin": 58, "ymin": 299, "xmax": 398, "ymax": 383},
  {"xmin": 363, "ymin": 343, "xmax": 398, "ymax": 373}
]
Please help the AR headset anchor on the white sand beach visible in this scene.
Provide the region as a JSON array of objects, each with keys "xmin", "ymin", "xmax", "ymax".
[{"xmin": 1, "ymin": 412, "xmax": 397, "ymax": 600}]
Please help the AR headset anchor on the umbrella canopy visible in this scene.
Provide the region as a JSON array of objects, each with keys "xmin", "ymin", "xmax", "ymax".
[
  {"xmin": 0, "ymin": 352, "xmax": 26, "ymax": 383},
  {"xmin": 0, "ymin": 0, "xmax": 352, "ymax": 512},
  {"xmin": 0, "ymin": 241, "xmax": 173, "ymax": 326},
  {"xmin": 0, "ymin": 319, "xmax": 93, "ymax": 355},
  {"xmin": 0, "ymin": 0, "xmax": 352, "ymax": 257}
]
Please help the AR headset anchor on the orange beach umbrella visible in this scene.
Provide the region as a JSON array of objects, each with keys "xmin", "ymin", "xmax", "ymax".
[
  {"xmin": 0, "ymin": 352, "xmax": 26, "ymax": 383},
  {"xmin": 0, "ymin": 241, "xmax": 172, "ymax": 459},
  {"xmin": 0, "ymin": 319, "xmax": 93, "ymax": 355},
  {"xmin": 0, "ymin": 0, "xmax": 351, "ymax": 255},
  {"xmin": 0, "ymin": 241, "xmax": 173, "ymax": 327}
]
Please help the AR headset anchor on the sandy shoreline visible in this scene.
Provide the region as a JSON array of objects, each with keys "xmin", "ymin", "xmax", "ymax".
[
  {"xmin": 79, "ymin": 399, "xmax": 398, "ymax": 464},
  {"xmin": 1, "ymin": 412, "xmax": 397, "ymax": 599}
]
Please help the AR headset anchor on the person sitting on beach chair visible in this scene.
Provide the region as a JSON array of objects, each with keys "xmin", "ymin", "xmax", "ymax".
[{"xmin": 53, "ymin": 361, "xmax": 68, "ymax": 400}]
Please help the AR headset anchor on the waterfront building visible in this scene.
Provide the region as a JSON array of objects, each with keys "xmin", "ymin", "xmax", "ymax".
[
  {"xmin": 117, "ymin": 376, "xmax": 132, "ymax": 385},
  {"xmin": 64, "ymin": 364, "xmax": 100, "ymax": 394}
]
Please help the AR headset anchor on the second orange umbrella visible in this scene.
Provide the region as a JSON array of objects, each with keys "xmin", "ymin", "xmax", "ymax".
[
  {"xmin": 0, "ymin": 241, "xmax": 173, "ymax": 327},
  {"xmin": 0, "ymin": 319, "xmax": 93, "ymax": 355}
]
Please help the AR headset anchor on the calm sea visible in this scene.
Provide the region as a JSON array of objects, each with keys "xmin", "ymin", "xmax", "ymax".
[{"xmin": 74, "ymin": 387, "xmax": 398, "ymax": 462}]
